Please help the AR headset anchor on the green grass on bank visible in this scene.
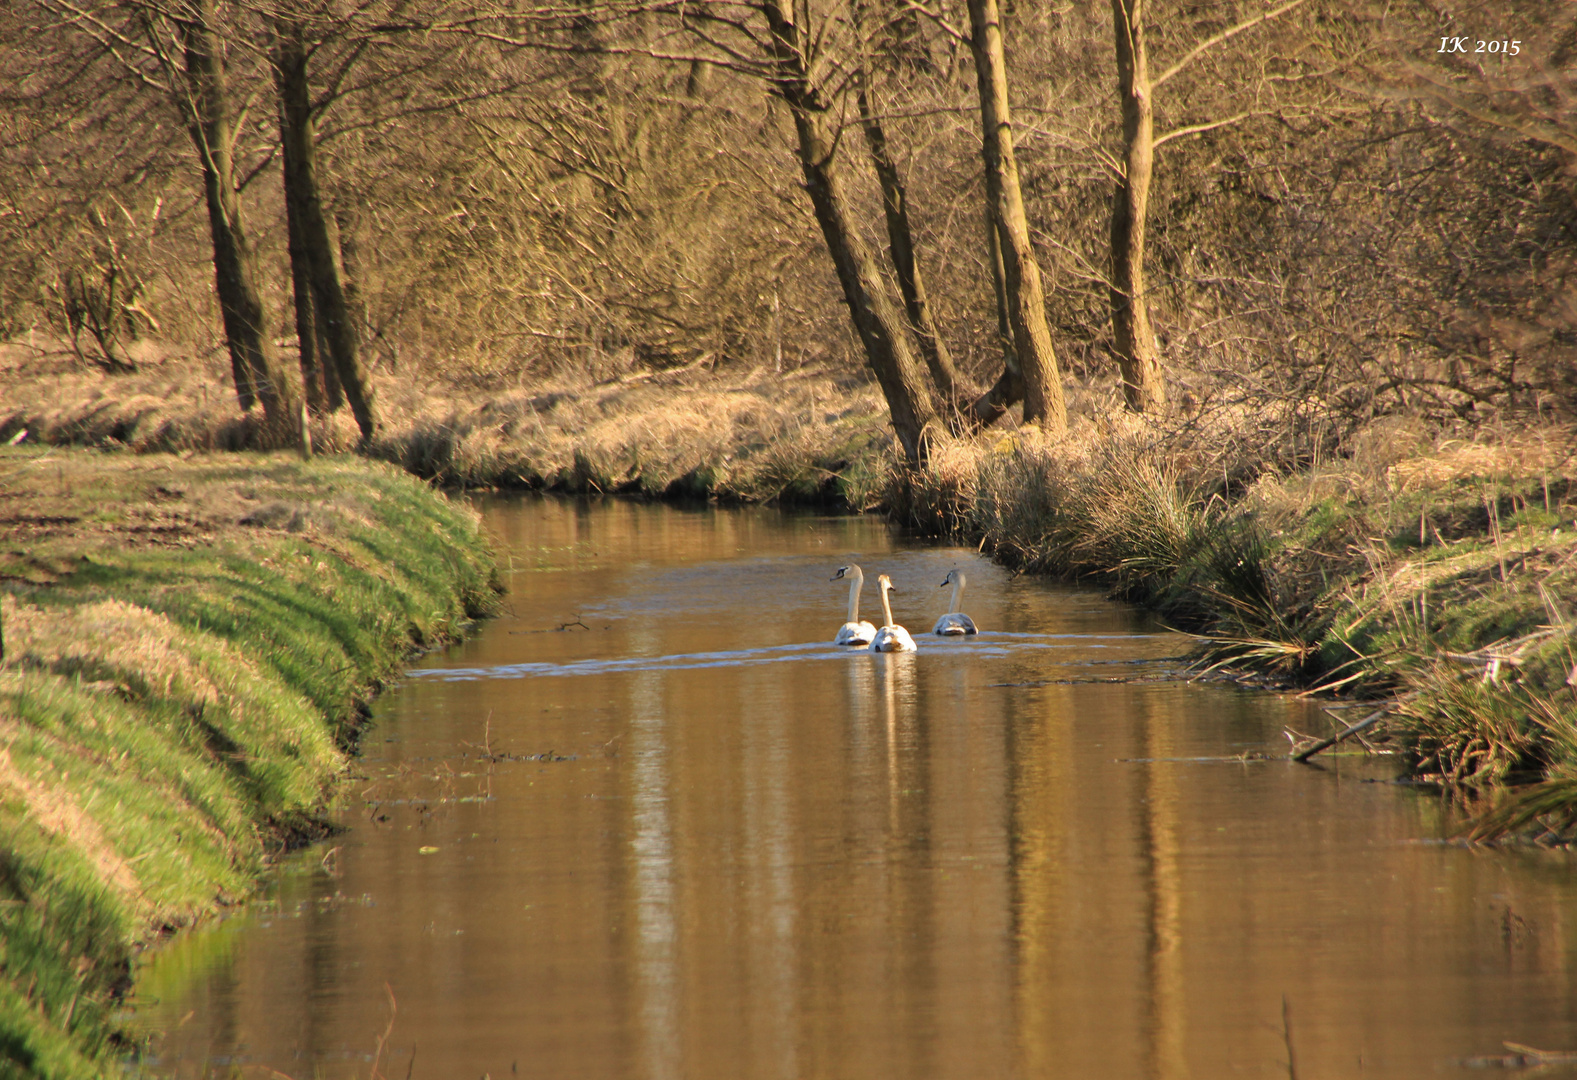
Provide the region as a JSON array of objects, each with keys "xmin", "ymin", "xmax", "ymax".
[
  {"xmin": 892, "ymin": 427, "xmax": 1577, "ymax": 828},
  {"xmin": 0, "ymin": 448, "xmax": 500, "ymax": 1078}
]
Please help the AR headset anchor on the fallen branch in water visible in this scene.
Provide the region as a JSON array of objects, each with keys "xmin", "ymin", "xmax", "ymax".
[
  {"xmin": 1462, "ymin": 1041, "xmax": 1577, "ymax": 1069},
  {"xmin": 509, "ymin": 615, "xmax": 606, "ymax": 634},
  {"xmin": 1290, "ymin": 706, "xmax": 1389, "ymax": 763}
]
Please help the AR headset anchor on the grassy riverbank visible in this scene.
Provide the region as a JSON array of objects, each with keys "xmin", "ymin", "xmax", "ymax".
[
  {"xmin": 894, "ymin": 422, "xmax": 1577, "ymax": 829},
  {"xmin": 0, "ymin": 448, "xmax": 499, "ymax": 1077}
]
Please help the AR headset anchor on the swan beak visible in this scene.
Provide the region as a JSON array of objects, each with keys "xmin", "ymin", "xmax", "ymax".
[{"xmin": 938, "ymin": 579, "xmax": 948, "ymax": 587}]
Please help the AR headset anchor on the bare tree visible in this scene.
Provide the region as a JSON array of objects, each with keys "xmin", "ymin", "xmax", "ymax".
[
  {"xmin": 759, "ymin": 0, "xmax": 940, "ymax": 461},
  {"xmin": 1108, "ymin": 0, "xmax": 1163, "ymax": 413},
  {"xmin": 851, "ymin": 0, "xmax": 972, "ymax": 421},
  {"xmin": 966, "ymin": 0, "xmax": 1067, "ymax": 433},
  {"xmin": 275, "ymin": 9, "xmax": 341, "ymax": 423},
  {"xmin": 169, "ymin": 0, "xmax": 302, "ymax": 435},
  {"xmin": 32, "ymin": 0, "xmax": 305, "ymax": 435},
  {"xmin": 273, "ymin": 6, "xmax": 379, "ymax": 440},
  {"xmin": 1107, "ymin": 0, "xmax": 1308, "ymax": 414}
]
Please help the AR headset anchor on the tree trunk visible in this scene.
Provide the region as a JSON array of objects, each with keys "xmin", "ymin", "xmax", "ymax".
[
  {"xmin": 275, "ymin": 14, "xmax": 380, "ymax": 442},
  {"xmin": 315, "ymin": 274, "xmax": 344, "ymax": 408},
  {"xmin": 178, "ymin": 0, "xmax": 299, "ymax": 436},
  {"xmin": 285, "ymin": 173, "xmax": 343, "ymax": 415},
  {"xmin": 285, "ymin": 191, "xmax": 332, "ymax": 415},
  {"xmin": 968, "ymin": 360, "xmax": 1024, "ymax": 429},
  {"xmin": 334, "ymin": 206, "xmax": 365, "ymax": 381},
  {"xmin": 966, "ymin": 213, "xmax": 1025, "ymax": 428},
  {"xmin": 1110, "ymin": 0, "xmax": 1166, "ymax": 413},
  {"xmin": 966, "ymin": 0, "xmax": 1067, "ymax": 434},
  {"xmin": 761, "ymin": 0, "xmax": 939, "ymax": 464},
  {"xmin": 984, "ymin": 214, "xmax": 1016, "ymax": 371},
  {"xmin": 853, "ymin": 62, "xmax": 971, "ymax": 419}
]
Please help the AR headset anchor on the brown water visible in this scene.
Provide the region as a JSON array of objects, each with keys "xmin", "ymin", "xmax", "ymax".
[{"xmin": 132, "ymin": 498, "xmax": 1577, "ymax": 1079}]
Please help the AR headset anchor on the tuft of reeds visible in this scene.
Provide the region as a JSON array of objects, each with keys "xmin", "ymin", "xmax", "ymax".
[
  {"xmin": 1069, "ymin": 454, "xmax": 1200, "ymax": 593},
  {"xmin": 1391, "ymin": 670, "xmax": 1563, "ymax": 786},
  {"xmin": 1469, "ymin": 775, "xmax": 1577, "ymax": 844},
  {"xmin": 900, "ymin": 428, "xmax": 1310, "ymax": 647}
]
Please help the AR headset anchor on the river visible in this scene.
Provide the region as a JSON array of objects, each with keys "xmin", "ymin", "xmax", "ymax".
[{"xmin": 131, "ymin": 497, "xmax": 1577, "ymax": 1079}]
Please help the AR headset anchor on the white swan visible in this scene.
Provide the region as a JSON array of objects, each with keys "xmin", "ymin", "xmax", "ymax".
[
  {"xmin": 869, "ymin": 574, "xmax": 918, "ymax": 652},
  {"xmin": 933, "ymin": 569, "xmax": 979, "ymax": 636},
  {"xmin": 830, "ymin": 565, "xmax": 877, "ymax": 646}
]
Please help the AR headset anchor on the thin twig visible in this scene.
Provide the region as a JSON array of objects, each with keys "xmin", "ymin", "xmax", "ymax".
[
  {"xmin": 1282, "ymin": 994, "xmax": 1300, "ymax": 1080},
  {"xmin": 370, "ymin": 983, "xmax": 398, "ymax": 1080}
]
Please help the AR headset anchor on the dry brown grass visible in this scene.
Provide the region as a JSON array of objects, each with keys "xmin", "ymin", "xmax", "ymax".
[
  {"xmin": 374, "ymin": 357, "xmax": 891, "ymax": 498},
  {"xmin": 0, "ymin": 340, "xmax": 893, "ymax": 502},
  {"xmin": 896, "ymin": 412, "xmax": 1192, "ymax": 572}
]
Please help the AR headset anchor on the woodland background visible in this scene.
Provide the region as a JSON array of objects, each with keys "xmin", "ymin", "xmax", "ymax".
[{"xmin": 0, "ymin": 0, "xmax": 1573, "ymax": 479}]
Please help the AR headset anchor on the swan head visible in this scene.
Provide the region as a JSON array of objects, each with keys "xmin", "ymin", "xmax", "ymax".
[
  {"xmin": 831, "ymin": 564, "xmax": 861, "ymax": 582},
  {"xmin": 877, "ymin": 573, "xmax": 896, "ymax": 593},
  {"xmin": 939, "ymin": 569, "xmax": 965, "ymax": 588}
]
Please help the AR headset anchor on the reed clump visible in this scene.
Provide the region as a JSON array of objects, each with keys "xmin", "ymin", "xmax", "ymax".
[{"xmin": 0, "ymin": 447, "xmax": 500, "ymax": 1077}]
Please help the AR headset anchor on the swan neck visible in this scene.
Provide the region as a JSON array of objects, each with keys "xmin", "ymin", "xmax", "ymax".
[
  {"xmin": 948, "ymin": 577, "xmax": 963, "ymax": 614},
  {"xmin": 880, "ymin": 583, "xmax": 895, "ymax": 628},
  {"xmin": 846, "ymin": 573, "xmax": 862, "ymax": 623}
]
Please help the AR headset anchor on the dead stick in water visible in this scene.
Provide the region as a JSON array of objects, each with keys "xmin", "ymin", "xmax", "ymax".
[
  {"xmin": 1292, "ymin": 707, "xmax": 1388, "ymax": 763},
  {"xmin": 1282, "ymin": 994, "xmax": 1299, "ymax": 1080},
  {"xmin": 1501, "ymin": 1041, "xmax": 1577, "ymax": 1065}
]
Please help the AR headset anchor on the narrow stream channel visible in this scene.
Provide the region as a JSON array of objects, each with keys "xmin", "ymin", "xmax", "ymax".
[{"xmin": 132, "ymin": 497, "xmax": 1577, "ymax": 1079}]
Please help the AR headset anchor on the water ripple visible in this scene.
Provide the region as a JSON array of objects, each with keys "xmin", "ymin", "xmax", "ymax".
[{"xmin": 411, "ymin": 632, "xmax": 1167, "ymax": 682}]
